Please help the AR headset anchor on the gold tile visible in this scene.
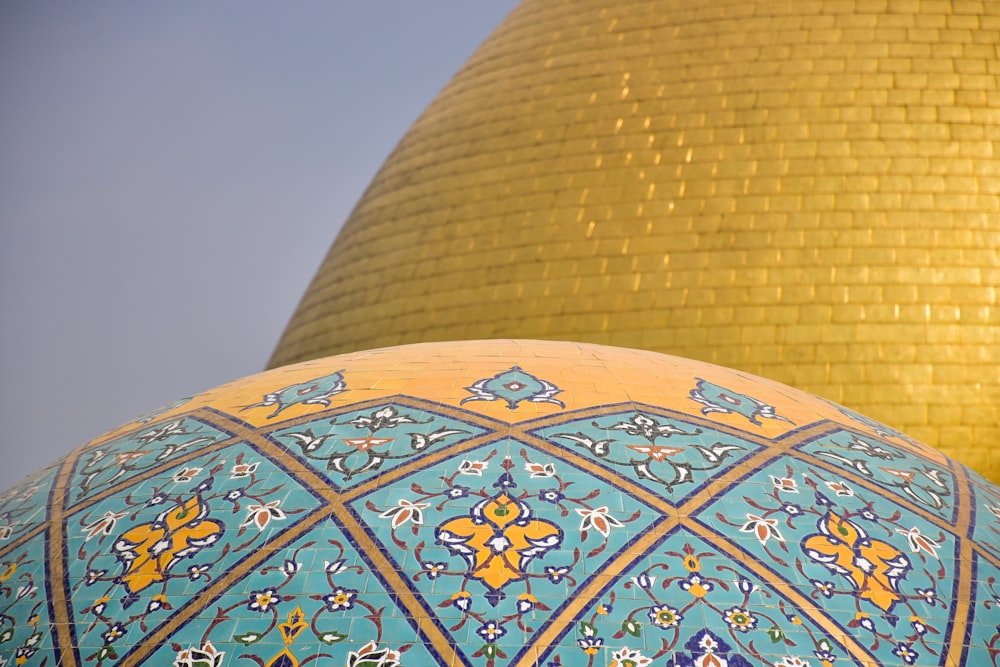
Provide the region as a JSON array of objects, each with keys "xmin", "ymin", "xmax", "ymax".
[{"xmin": 270, "ymin": 0, "xmax": 1000, "ymax": 483}]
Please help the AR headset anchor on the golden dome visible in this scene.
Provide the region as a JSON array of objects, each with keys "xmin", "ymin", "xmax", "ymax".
[{"xmin": 271, "ymin": 0, "xmax": 999, "ymax": 481}]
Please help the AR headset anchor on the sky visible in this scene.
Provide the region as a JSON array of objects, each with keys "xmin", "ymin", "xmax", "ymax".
[{"xmin": 0, "ymin": 3, "xmax": 520, "ymax": 491}]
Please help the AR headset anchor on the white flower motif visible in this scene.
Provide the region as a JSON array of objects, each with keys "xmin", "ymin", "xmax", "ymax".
[
  {"xmin": 346, "ymin": 642, "xmax": 401, "ymax": 667},
  {"xmin": 241, "ymin": 500, "xmax": 286, "ymax": 531},
  {"xmin": 897, "ymin": 526, "xmax": 941, "ymax": 559},
  {"xmin": 457, "ymin": 460, "xmax": 489, "ymax": 476},
  {"xmin": 575, "ymin": 506, "xmax": 623, "ymax": 537},
  {"xmin": 173, "ymin": 641, "xmax": 224, "ymax": 667},
  {"xmin": 15, "ymin": 584, "xmax": 36, "ymax": 600},
  {"xmin": 230, "ymin": 461, "xmax": 260, "ymax": 478},
  {"xmin": 631, "ymin": 573, "xmax": 655, "ymax": 589},
  {"xmin": 610, "ymin": 648, "xmax": 652, "ymax": 667},
  {"xmin": 740, "ymin": 513, "xmax": 784, "ymax": 546},
  {"xmin": 770, "ymin": 476, "xmax": 798, "ymax": 493},
  {"xmin": 525, "ymin": 462, "xmax": 556, "ymax": 478},
  {"xmin": 172, "ymin": 466, "xmax": 203, "ymax": 484},
  {"xmin": 775, "ymin": 657, "xmax": 812, "ymax": 667},
  {"xmin": 825, "ymin": 480, "xmax": 854, "ymax": 497},
  {"xmin": 324, "ymin": 559, "xmax": 348, "ymax": 574},
  {"xmin": 378, "ymin": 499, "xmax": 430, "ymax": 529},
  {"xmin": 82, "ymin": 511, "xmax": 127, "ymax": 542}
]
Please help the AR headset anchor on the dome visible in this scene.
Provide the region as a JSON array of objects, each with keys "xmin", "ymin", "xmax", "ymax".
[
  {"xmin": 3, "ymin": 340, "xmax": 997, "ymax": 666},
  {"xmin": 269, "ymin": 0, "xmax": 999, "ymax": 482}
]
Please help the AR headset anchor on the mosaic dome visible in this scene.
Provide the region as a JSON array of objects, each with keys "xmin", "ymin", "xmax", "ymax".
[
  {"xmin": 270, "ymin": 0, "xmax": 1000, "ymax": 482},
  {"xmin": 3, "ymin": 340, "xmax": 998, "ymax": 667}
]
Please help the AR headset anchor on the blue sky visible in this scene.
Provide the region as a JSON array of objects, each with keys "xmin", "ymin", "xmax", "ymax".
[{"xmin": 0, "ymin": 3, "xmax": 519, "ymax": 490}]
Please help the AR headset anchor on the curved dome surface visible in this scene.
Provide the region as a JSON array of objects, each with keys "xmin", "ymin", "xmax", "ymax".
[
  {"xmin": 3, "ymin": 340, "xmax": 999, "ymax": 666},
  {"xmin": 270, "ymin": 0, "xmax": 999, "ymax": 482}
]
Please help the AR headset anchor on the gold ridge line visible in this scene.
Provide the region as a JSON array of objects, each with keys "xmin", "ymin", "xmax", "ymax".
[
  {"xmin": 972, "ymin": 541, "xmax": 1000, "ymax": 569},
  {"xmin": 326, "ymin": 500, "xmax": 463, "ymax": 666},
  {"xmin": 502, "ymin": 425, "xmax": 781, "ymax": 667},
  {"xmin": 683, "ymin": 519, "xmax": 879, "ymax": 665},
  {"xmin": 63, "ymin": 406, "xmax": 256, "ymax": 514},
  {"xmin": 397, "ymin": 406, "xmax": 715, "ymax": 515},
  {"xmin": 945, "ymin": 464, "xmax": 975, "ymax": 667},
  {"xmin": 514, "ymin": 418, "xmax": 833, "ymax": 519},
  {"xmin": 67, "ymin": 438, "xmax": 241, "ymax": 514},
  {"xmin": 513, "ymin": 430, "xmax": 689, "ymax": 517},
  {"xmin": 514, "ymin": 515, "xmax": 681, "ymax": 667},
  {"xmin": 46, "ymin": 451, "xmax": 82, "ymax": 667}
]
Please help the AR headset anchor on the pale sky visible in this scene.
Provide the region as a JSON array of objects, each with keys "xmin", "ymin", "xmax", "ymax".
[{"xmin": 0, "ymin": 3, "xmax": 520, "ymax": 490}]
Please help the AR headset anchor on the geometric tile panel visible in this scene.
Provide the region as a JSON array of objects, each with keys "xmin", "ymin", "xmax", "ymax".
[
  {"xmin": 693, "ymin": 457, "xmax": 962, "ymax": 666},
  {"xmin": 530, "ymin": 407, "xmax": 766, "ymax": 503},
  {"xmin": 62, "ymin": 441, "xmax": 324, "ymax": 665},
  {"xmin": 65, "ymin": 416, "xmax": 234, "ymax": 504},
  {"xmin": 0, "ymin": 340, "xmax": 996, "ymax": 667},
  {"xmin": 795, "ymin": 430, "xmax": 959, "ymax": 523},
  {"xmin": 268, "ymin": 402, "xmax": 488, "ymax": 490},
  {"xmin": 0, "ymin": 461, "xmax": 59, "ymax": 543}
]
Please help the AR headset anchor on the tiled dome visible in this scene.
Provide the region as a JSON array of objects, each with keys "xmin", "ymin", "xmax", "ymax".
[{"xmin": 4, "ymin": 340, "xmax": 997, "ymax": 666}]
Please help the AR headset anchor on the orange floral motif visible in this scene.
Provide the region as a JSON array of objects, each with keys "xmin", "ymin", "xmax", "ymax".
[
  {"xmin": 113, "ymin": 495, "xmax": 224, "ymax": 596},
  {"xmin": 437, "ymin": 479, "xmax": 562, "ymax": 603},
  {"xmin": 803, "ymin": 511, "xmax": 910, "ymax": 612},
  {"xmin": 626, "ymin": 445, "xmax": 683, "ymax": 461},
  {"xmin": 576, "ymin": 506, "xmax": 624, "ymax": 537},
  {"xmin": 342, "ymin": 436, "xmax": 392, "ymax": 451}
]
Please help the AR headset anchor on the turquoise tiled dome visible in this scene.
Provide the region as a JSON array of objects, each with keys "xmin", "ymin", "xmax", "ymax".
[{"xmin": 1, "ymin": 340, "xmax": 997, "ymax": 667}]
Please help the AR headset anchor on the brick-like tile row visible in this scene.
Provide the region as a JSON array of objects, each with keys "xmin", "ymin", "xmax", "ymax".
[{"xmin": 271, "ymin": 0, "xmax": 1000, "ymax": 481}]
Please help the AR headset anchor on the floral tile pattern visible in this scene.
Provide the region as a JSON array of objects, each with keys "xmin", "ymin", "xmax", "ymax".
[
  {"xmin": 0, "ymin": 462, "xmax": 59, "ymax": 544},
  {"xmin": 0, "ymin": 340, "xmax": 995, "ymax": 667},
  {"xmin": 0, "ymin": 532, "xmax": 54, "ymax": 664},
  {"xmin": 66, "ymin": 416, "xmax": 234, "ymax": 503},
  {"xmin": 691, "ymin": 458, "xmax": 961, "ymax": 666},
  {"xmin": 794, "ymin": 430, "xmax": 958, "ymax": 523},
  {"xmin": 63, "ymin": 443, "xmax": 324, "ymax": 665},
  {"xmin": 549, "ymin": 529, "xmax": 855, "ymax": 667},
  {"xmin": 530, "ymin": 408, "xmax": 762, "ymax": 501},
  {"xmin": 269, "ymin": 402, "xmax": 487, "ymax": 489}
]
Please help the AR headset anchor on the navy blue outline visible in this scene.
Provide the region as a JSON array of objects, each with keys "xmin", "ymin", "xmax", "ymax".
[
  {"xmin": 25, "ymin": 392, "xmax": 996, "ymax": 666},
  {"xmin": 34, "ymin": 527, "xmax": 63, "ymax": 665}
]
